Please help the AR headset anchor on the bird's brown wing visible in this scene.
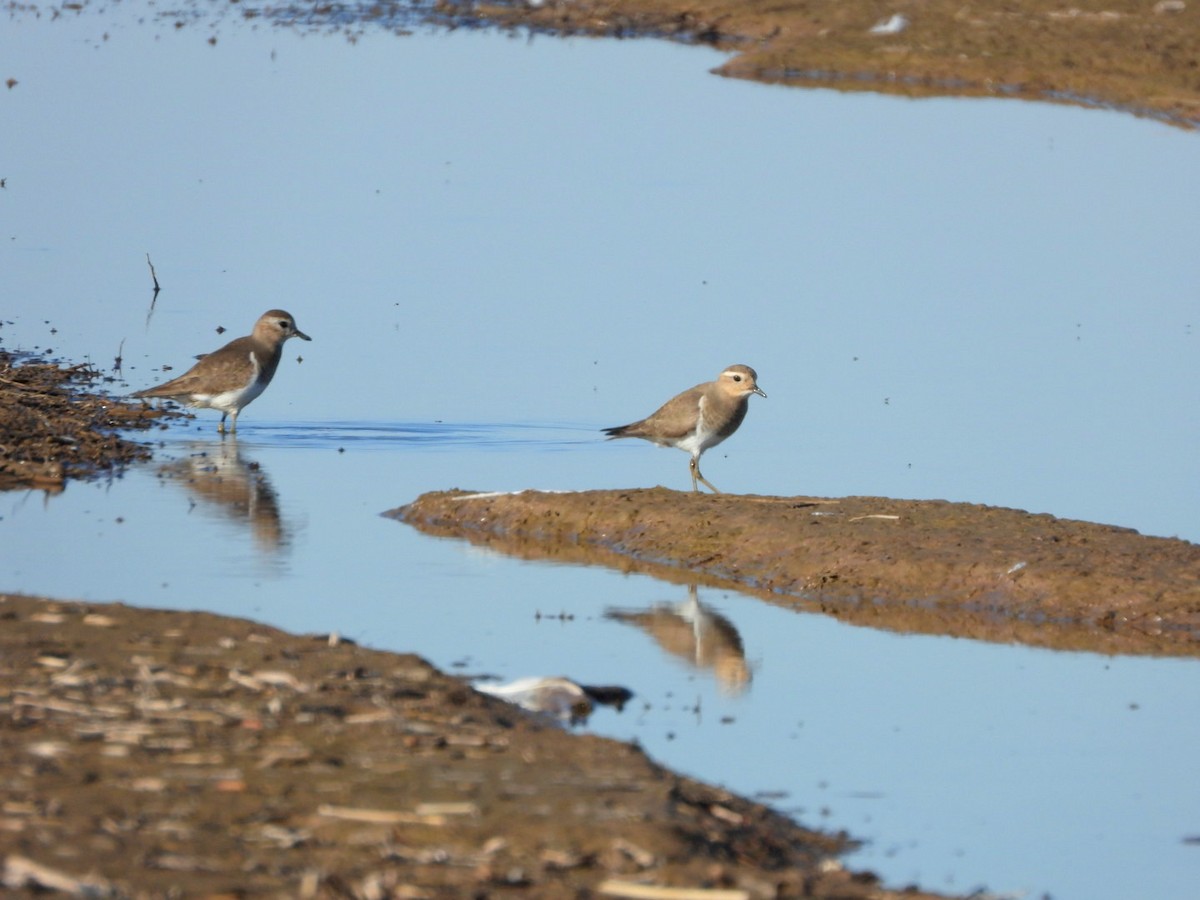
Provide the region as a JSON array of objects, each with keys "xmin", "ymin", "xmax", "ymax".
[
  {"xmin": 604, "ymin": 384, "xmax": 704, "ymax": 441},
  {"xmin": 133, "ymin": 337, "xmax": 257, "ymax": 399}
]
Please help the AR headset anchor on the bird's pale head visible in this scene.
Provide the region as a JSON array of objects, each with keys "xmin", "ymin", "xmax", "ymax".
[
  {"xmin": 719, "ymin": 364, "xmax": 766, "ymax": 399},
  {"xmin": 256, "ymin": 309, "xmax": 312, "ymax": 343}
]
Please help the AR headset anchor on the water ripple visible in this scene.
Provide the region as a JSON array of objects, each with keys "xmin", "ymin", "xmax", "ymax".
[{"xmin": 170, "ymin": 421, "xmax": 600, "ymax": 452}]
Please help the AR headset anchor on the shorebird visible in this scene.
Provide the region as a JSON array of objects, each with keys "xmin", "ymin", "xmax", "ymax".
[
  {"xmin": 133, "ymin": 309, "xmax": 311, "ymax": 434},
  {"xmin": 476, "ymin": 677, "xmax": 633, "ymax": 726},
  {"xmin": 602, "ymin": 364, "xmax": 766, "ymax": 493}
]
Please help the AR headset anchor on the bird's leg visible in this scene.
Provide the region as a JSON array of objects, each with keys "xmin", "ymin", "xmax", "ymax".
[
  {"xmin": 229, "ymin": 410, "xmax": 239, "ymax": 434},
  {"xmin": 218, "ymin": 413, "xmax": 227, "ymax": 434},
  {"xmin": 690, "ymin": 457, "xmax": 722, "ymax": 494}
]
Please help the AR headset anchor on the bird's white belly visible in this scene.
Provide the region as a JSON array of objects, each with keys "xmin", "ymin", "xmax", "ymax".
[
  {"xmin": 675, "ymin": 414, "xmax": 726, "ymax": 456},
  {"xmin": 191, "ymin": 378, "xmax": 265, "ymax": 414}
]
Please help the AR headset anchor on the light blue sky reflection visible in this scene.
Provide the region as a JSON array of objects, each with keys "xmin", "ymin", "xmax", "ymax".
[{"xmin": 1, "ymin": 9, "xmax": 1198, "ymax": 900}]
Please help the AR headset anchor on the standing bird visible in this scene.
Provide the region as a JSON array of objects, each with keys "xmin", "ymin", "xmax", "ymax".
[
  {"xmin": 602, "ymin": 364, "xmax": 766, "ymax": 493},
  {"xmin": 133, "ymin": 309, "xmax": 311, "ymax": 434}
]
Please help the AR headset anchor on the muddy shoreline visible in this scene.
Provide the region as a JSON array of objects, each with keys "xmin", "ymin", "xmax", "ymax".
[
  {"xmin": 395, "ymin": 488, "xmax": 1200, "ymax": 658},
  {"xmin": 429, "ymin": 0, "xmax": 1200, "ymax": 128},
  {"xmin": 0, "ymin": 351, "xmax": 181, "ymax": 492},
  {"xmin": 0, "ymin": 592, "xmax": 950, "ymax": 899}
]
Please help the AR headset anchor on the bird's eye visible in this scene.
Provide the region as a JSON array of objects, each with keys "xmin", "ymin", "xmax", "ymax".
[{"xmin": 732, "ymin": 374, "xmax": 742, "ymax": 382}]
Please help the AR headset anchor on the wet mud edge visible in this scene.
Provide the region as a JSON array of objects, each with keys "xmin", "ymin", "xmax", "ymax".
[
  {"xmin": 393, "ymin": 489, "xmax": 1200, "ymax": 658},
  {"xmin": 443, "ymin": 0, "xmax": 1200, "ymax": 129},
  {"xmin": 0, "ymin": 593, "xmax": 953, "ymax": 899},
  {"xmin": 0, "ymin": 350, "xmax": 182, "ymax": 491},
  {"xmin": 8, "ymin": 0, "xmax": 1200, "ymax": 127}
]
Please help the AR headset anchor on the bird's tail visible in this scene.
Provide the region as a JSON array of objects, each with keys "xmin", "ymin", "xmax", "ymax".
[{"xmin": 131, "ymin": 382, "xmax": 181, "ymax": 400}]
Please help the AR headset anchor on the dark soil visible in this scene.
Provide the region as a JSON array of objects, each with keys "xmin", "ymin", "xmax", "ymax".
[
  {"xmin": 394, "ymin": 488, "xmax": 1200, "ymax": 657},
  {"xmin": 0, "ymin": 593, "xmax": 950, "ymax": 900},
  {"xmin": 0, "ymin": 351, "xmax": 182, "ymax": 492}
]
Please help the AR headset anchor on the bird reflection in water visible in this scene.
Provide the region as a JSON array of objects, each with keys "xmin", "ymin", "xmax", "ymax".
[
  {"xmin": 605, "ymin": 585, "xmax": 753, "ymax": 695},
  {"xmin": 157, "ymin": 438, "xmax": 288, "ymax": 555}
]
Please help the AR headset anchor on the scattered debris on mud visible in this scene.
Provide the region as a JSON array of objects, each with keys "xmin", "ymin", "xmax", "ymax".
[
  {"xmin": 0, "ymin": 350, "xmax": 181, "ymax": 492},
  {"xmin": 0, "ymin": 593, "xmax": 954, "ymax": 899},
  {"xmin": 394, "ymin": 489, "xmax": 1200, "ymax": 657}
]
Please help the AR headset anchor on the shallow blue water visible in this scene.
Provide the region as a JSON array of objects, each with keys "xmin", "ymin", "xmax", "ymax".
[{"xmin": 2, "ymin": 6, "xmax": 1198, "ymax": 898}]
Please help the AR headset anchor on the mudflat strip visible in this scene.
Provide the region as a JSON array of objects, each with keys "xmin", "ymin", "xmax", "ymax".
[{"xmin": 393, "ymin": 489, "xmax": 1200, "ymax": 657}]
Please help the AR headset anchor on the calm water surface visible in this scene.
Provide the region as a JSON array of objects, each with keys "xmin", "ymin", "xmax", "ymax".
[{"xmin": 2, "ymin": 7, "xmax": 1198, "ymax": 899}]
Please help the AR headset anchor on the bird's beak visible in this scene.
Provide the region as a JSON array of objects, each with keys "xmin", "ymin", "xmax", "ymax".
[
  {"xmin": 753, "ymin": 386, "xmax": 767, "ymax": 398},
  {"xmin": 295, "ymin": 328, "xmax": 312, "ymax": 341}
]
